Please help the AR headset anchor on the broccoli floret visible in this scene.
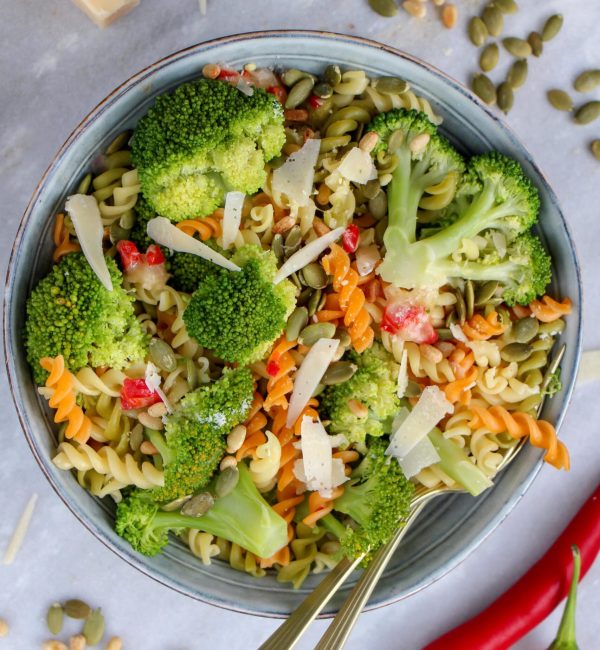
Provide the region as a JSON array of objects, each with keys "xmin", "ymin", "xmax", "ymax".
[
  {"xmin": 315, "ymin": 438, "xmax": 413, "ymax": 563},
  {"xmin": 131, "ymin": 78, "xmax": 285, "ymax": 221},
  {"xmin": 543, "ymin": 367, "xmax": 562, "ymax": 397},
  {"xmin": 374, "ymin": 145, "xmax": 542, "ymax": 296},
  {"xmin": 183, "ymin": 245, "xmax": 296, "ymax": 364},
  {"xmin": 115, "ymin": 462, "xmax": 288, "ymax": 558},
  {"xmin": 367, "ymin": 108, "xmax": 465, "ymax": 248},
  {"xmin": 169, "ymin": 240, "xmax": 231, "ymax": 293},
  {"xmin": 320, "ymin": 343, "xmax": 400, "ymax": 445},
  {"xmin": 130, "ymin": 194, "xmax": 157, "ymax": 251},
  {"xmin": 25, "ymin": 253, "xmax": 148, "ymax": 384},
  {"xmin": 150, "ymin": 367, "xmax": 254, "ymax": 503}
]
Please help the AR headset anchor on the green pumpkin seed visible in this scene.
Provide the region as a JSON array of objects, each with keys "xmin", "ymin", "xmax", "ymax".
[
  {"xmin": 574, "ymin": 101, "xmax": 600, "ymax": 125},
  {"xmin": 181, "ymin": 492, "xmax": 214, "ymax": 517},
  {"xmin": 290, "ymin": 271, "xmax": 303, "ymax": 290},
  {"xmin": 296, "ymin": 287, "xmax": 312, "ymax": 308},
  {"xmin": 76, "ymin": 173, "xmax": 92, "ymax": 194},
  {"xmin": 130, "ymin": 425, "xmax": 144, "ymax": 451},
  {"xmin": 307, "ymin": 289, "xmax": 323, "ymax": 317},
  {"xmin": 501, "ymin": 342, "xmax": 533, "ymax": 362},
  {"xmin": 497, "ymin": 82, "xmax": 514, "ymax": 114},
  {"xmin": 299, "ymin": 322, "xmax": 336, "ymax": 346},
  {"xmin": 272, "ymin": 233, "xmax": 284, "ymax": 261},
  {"xmin": 83, "ymin": 608, "xmax": 105, "ymax": 646},
  {"xmin": 468, "ymin": 17, "xmax": 489, "ymax": 47},
  {"xmin": 284, "ymin": 225, "xmax": 302, "ymax": 253},
  {"xmin": 446, "ymin": 311, "xmax": 457, "ymax": 327},
  {"xmin": 215, "ymin": 467, "xmax": 239, "ymax": 498},
  {"xmin": 528, "ymin": 31, "xmax": 543, "ymax": 57},
  {"xmin": 47, "ymin": 604, "xmax": 64, "ymax": 636},
  {"xmin": 64, "ymin": 599, "xmax": 91, "ymax": 620},
  {"xmin": 106, "ymin": 149, "xmax": 132, "ymax": 169},
  {"xmin": 313, "ymin": 82, "xmax": 333, "ymax": 99},
  {"xmin": 286, "ymin": 307, "xmax": 309, "ymax": 341},
  {"xmin": 574, "ymin": 69, "xmax": 600, "ymax": 93},
  {"xmin": 369, "ymin": 190, "xmax": 388, "ymax": 220},
  {"xmin": 507, "ymin": 59, "xmax": 528, "ymax": 89},
  {"xmin": 184, "ymin": 359, "xmax": 198, "ymax": 389},
  {"xmin": 542, "ymin": 14, "xmax": 563, "ymax": 42},
  {"xmin": 149, "ymin": 338, "xmax": 177, "ymax": 372},
  {"xmin": 373, "ymin": 77, "xmax": 410, "ymax": 95},
  {"xmin": 503, "ymin": 37, "xmax": 532, "ymax": 58},
  {"xmin": 374, "ymin": 216, "xmax": 388, "ymax": 245},
  {"xmin": 109, "ymin": 222, "xmax": 130, "ymax": 244},
  {"xmin": 321, "ymin": 361, "xmax": 358, "ymax": 385},
  {"xmin": 286, "ymin": 77, "xmax": 315, "ymax": 109},
  {"xmin": 160, "ymin": 494, "xmax": 192, "ymax": 512},
  {"xmin": 105, "ymin": 131, "xmax": 130, "ymax": 155},
  {"xmin": 301, "ymin": 262, "xmax": 328, "ymax": 289},
  {"xmin": 474, "ymin": 280, "xmax": 499, "ymax": 306},
  {"xmin": 479, "ymin": 43, "xmax": 500, "ymax": 73},
  {"xmin": 335, "ymin": 328, "xmax": 352, "ymax": 349},
  {"xmin": 591, "ymin": 140, "xmax": 600, "ymax": 161},
  {"xmin": 368, "ymin": 0, "xmax": 398, "ymax": 17},
  {"xmin": 494, "ymin": 0, "xmax": 518, "ymax": 14},
  {"xmin": 405, "ymin": 381, "xmax": 422, "ymax": 398},
  {"xmin": 472, "ymin": 73, "xmax": 497, "ymax": 105},
  {"xmin": 512, "ymin": 317, "xmax": 539, "ymax": 343},
  {"xmin": 465, "ymin": 280, "xmax": 475, "ymax": 320},
  {"xmin": 435, "ymin": 328, "xmax": 454, "ymax": 341},
  {"xmin": 282, "ymin": 68, "xmax": 311, "ymax": 87},
  {"xmin": 547, "ymin": 89, "xmax": 573, "ymax": 112},
  {"xmin": 362, "ymin": 179, "xmax": 381, "ymax": 201},
  {"xmin": 482, "ymin": 5, "xmax": 504, "ymax": 37},
  {"xmin": 454, "ymin": 289, "xmax": 467, "ymax": 324},
  {"xmin": 324, "ymin": 64, "xmax": 342, "ymax": 87}
]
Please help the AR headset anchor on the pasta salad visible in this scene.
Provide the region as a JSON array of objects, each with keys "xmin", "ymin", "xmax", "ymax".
[{"xmin": 25, "ymin": 62, "xmax": 572, "ymax": 588}]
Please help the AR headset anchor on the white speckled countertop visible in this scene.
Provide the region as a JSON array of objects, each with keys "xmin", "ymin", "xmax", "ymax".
[{"xmin": 1, "ymin": 1, "xmax": 599, "ymax": 648}]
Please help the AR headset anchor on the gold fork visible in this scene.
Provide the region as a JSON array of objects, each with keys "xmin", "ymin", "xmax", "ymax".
[{"xmin": 260, "ymin": 344, "xmax": 566, "ymax": 650}]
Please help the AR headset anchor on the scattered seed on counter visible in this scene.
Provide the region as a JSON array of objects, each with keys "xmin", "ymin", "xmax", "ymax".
[
  {"xmin": 479, "ymin": 43, "xmax": 500, "ymax": 72},
  {"xmin": 502, "ymin": 37, "xmax": 532, "ymax": 58},
  {"xmin": 574, "ymin": 101, "xmax": 600, "ymax": 125},
  {"xmin": 591, "ymin": 140, "xmax": 600, "ymax": 161},
  {"xmin": 541, "ymin": 13, "xmax": 563, "ymax": 41},
  {"xmin": 547, "ymin": 89, "xmax": 574, "ymax": 112},
  {"xmin": 507, "ymin": 59, "xmax": 528, "ymax": 89},
  {"xmin": 0, "ymin": 619, "xmax": 8, "ymax": 637},
  {"xmin": 574, "ymin": 69, "xmax": 600, "ymax": 93},
  {"xmin": 497, "ymin": 82, "xmax": 515, "ymax": 113},
  {"xmin": 472, "ymin": 73, "xmax": 497, "ymax": 105}
]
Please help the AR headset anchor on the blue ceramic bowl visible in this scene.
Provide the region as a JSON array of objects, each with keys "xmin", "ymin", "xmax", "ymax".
[{"xmin": 4, "ymin": 31, "xmax": 582, "ymax": 617}]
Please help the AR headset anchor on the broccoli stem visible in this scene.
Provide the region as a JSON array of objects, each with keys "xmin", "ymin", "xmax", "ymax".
[
  {"xmin": 428, "ymin": 429, "xmax": 493, "ymax": 496},
  {"xmin": 386, "ymin": 147, "xmax": 418, "ymax": 244},
  {"xmin": 319, "ymin": 513, "xmax": 350, "ymax": 541},
  {"xmin": 145, "ymin": 428, "xmax": 173, "ymax": 465}
]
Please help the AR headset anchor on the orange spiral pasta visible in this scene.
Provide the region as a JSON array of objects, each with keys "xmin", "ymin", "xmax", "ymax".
[
  {"xmin": 302, "ymin": 486, "xmax": 345, "ymax": 528},
  {"xmin": 529, "ymin": 296, "xmax": 572, "ymax": 323},
  {"xmin": 315, "ymin": 294, "xmax": 345, "ymax": 324},
  {"xmin": 175, "ymin": 208, "xmax": 223, "ymax": 240},
  {"xmin": 467, "ymin": 405, "xmax": 570, "ymax": 470},
  {"xmin": 40, "ymin": 356, "xmax": 92, "ymax": 443},
  {"xmin": 235, "ymin": 392, "xmax": 268, "ymax": 461},
  {"xmin": 462, "ymin": 311, "xmax": 507, "ymax": 340},
  {"xmin": 263, "ymin": 337, "xmax": 297, "ymax": 412},
  {"xmin": 321, "ymin": 244, "xmax": 374, "ymax": 353},
  {"xmin": 443, "ymin": 367, "xmax": 477, "ymax": 405},
  {"xmin": 52, "ymin": 213, "xmax": 81, "ymax": 262}
]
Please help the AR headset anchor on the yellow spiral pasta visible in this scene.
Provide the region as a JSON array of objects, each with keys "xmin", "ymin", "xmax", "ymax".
[
  {"xmin": 93, "ymin": 166, "xmax": 140, "ymax": 228},
  {"xmin": 183, "ymin": 529, "xmax": 221, "ymax": 565},
  {"xmin": 53, "ymin": 442, "xmax": 164, "ymax": 489},
  {"xmin": 249, "ymin": 431, "xmax": 282, "ymax": 492}
]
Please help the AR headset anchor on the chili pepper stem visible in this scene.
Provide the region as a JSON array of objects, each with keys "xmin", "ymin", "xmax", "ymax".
[{"xmin": 549, "ymin": 545, "xmax": 581, "ymax": 650}]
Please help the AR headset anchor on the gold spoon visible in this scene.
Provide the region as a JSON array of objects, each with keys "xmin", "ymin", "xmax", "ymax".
[{"xmin": 260, "ymin": 344, "xmax": 566, "ymax": 650}]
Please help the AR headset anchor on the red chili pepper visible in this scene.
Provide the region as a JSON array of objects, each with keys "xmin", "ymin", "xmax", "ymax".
[
  {"xmin": 266, "ymin": 360, "xmax": 280, "ymax": 377},
  {"xmin": 145, "ymin": 244, "xmax": 165, "ymax": 265},
  {"xmin": 308, "ymin": 94, "xmax": 325, "ymax": 109},
  {"xmin": 267, "ymin": 85, "xmax": 287, "ymax": 105},
  {"xmin": 381, "ymin": 304, "xmax": 438, "ymax": 344},
  {"xmin": 342, "ymin": 224, "xmax": 360, "ymax": 254},
  {"xmin": 120, "ymin": 378, "xmax": 162, "ymax": 411},
  {"xmin": 422, "ymin": 483, "xmax": 600, "ymax": 650},
  {"xmin": 116, "ymin": 240, "xmax": 142, "ymax": 269}
]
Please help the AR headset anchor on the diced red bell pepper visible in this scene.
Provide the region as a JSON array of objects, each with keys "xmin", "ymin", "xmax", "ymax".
[
  {"xmin": 145, "ymin": 244, "xmax": 165, "ymax": 265},
  {"xmin": 266, "ymin": 360, "xmax": 280, "ymax": 377},
  {"xmin": 308, "ymin": 94, "xmax": 325, "ymax": 109},
  {"xmin": 218, "ymin": 68, "xmax": 240, "ymax": 83},
  {"xmin": 381, "ymin": 304, "xmax": 438, "ymax": 344},
  {"xmin": 120, "ymin": 378, "xmax": 162, "ymax": 411},
  {"xmin": 116, "ymin": 240, "xmax": 142, "ymax": 270},
  {"xmin": 267, "ymin": 85, "xmax": 287, "ymax": 105},
  {"xmin": 342, "ymin": 224, "xmax": 360, "ymax": 254}
]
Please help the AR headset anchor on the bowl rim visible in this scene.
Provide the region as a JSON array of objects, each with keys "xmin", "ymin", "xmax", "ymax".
[{"xmin": 3, "ymin": 29, "xmax": 583, "ymax": 619}]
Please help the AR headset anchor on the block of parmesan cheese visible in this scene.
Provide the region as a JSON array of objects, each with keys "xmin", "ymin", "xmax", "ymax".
[{"xmin": 71, "ymin": 0, "xmax": 140, "ymax": 28}]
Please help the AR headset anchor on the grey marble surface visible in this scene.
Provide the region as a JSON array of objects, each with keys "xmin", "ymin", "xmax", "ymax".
[{"xmin": 1, "ymin": 1, "xmax": 599, "ymax": 648}]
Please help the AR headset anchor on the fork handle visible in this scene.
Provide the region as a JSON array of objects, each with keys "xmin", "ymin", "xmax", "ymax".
[
  {"xmin": 258, "ymin": 554, "xmax": 365, "ymax": 650},
  {"xmin": 314, "ymin": 501, "xmax": 428, "ymax": 650}
]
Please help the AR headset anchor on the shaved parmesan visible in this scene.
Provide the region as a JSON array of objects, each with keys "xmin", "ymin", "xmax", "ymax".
[
  {"xmin": 286, "ymin": 338, "xmax": 340, "ymax": 428},
  {"xmin": 396, "ymin": 346, "xmax": 409, "ymax": 399},
  {"xmin": 386, "ymin": 386, "xmax": 453, "ymax": 460},
  {"xmin": 578, "ymin": 350, "xmax": 600, "ymax": 384},
  {"xmin": 273, "ymin": 227, "xmax": 344, "ymax": 285},
  {"xmin": 337, "ymin": 147, "xmax": 377, "ymax": 184},
  {"xmin": 222, "ymin": 191, "xmax": 245, "ymax": 249},
  {"xmin": 65, "ymin": 194, "xmax": 113, "ymax": 291},
  {"xmin": 147, "ymin": 217, "xmax": 240, "ymax": 272},
  {"xmin": 450, "ymin": 322, "xmax": 468, "ymax": 343},
  {"xmin": 145, "ymin": 362, "xmax": 173, "ymax": 414},
  {"xmin": 293, "ymin": 416, "xmax": 348, "ymax": 498},
  {"xmin": 3, "ymin": 494, "xmax": 38, "ymax": 565},
  {"xmin": 272, "ymin": 138, "xmax": 320, "ymax": 207},
  {"xmin": 397, "ymin": 437, "xmax": 440, "ymax": 478}
]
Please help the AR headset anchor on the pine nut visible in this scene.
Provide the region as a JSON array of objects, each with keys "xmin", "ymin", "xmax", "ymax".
[
  {"xmin": 316, "ymin": 183, "xmax": 332, "ymax": 206},
  {"xmin": 105, "ymin": 638, "xmax": 123, "ymax": 650},
  {"xmin": 272, "ymin": 216, "xmax": 297, "ymax": 234},
  {"xmin": 220, "ymin": 456, "xmax": 238, "ymax": 471},
  {"xmin": 421, "ymin": 344, "xmax": 443, "ymax": 363},
  {"xmin": 42, "ymin": 642, "xmax": 68, "ymax": 650},
  {"xmin": 202, "ymin": 63, "xmax": 220, "ymax": 79},
  {"xmin": 226, "ymin": 425, "xmax": 247, "ymax": 454},
  {"xmin": 358, "ymin": 131, "xmax": 379, "ymax": 153},
  {"xmin": 403, "ymin": 0, "xmax": 427, "ymax": 18},
  {"xmin": 69, "ymin": 635, "xmax": 86, "ymax": 650},
  {"xmin": 137, "ymin": 412, "xmax": 164, "ymax": 430},
  {"xmin": 441, "ymin": 4, "xmax": 457, "ymax": 29},
  {"xmin": 140, "ymin": 441, "xmax": 159, "ymax": 456},
  {"xmin": 312, "ymin": 219, "xmax": 331, "ymax": 236},
  {"xmin": 347, "ymin": 399, "xmax": 368, "ymax": 418},
  {"xmin": 409, "ymin": 133, "xmax": 431, "ymax": 153},
  {"xmin": 147, "ymin": 402, "xmax": 167, "ymax": 418},
  {"xmin": 0, "ymin": 619, "xmax": 8, "ymax": 637},
  {"xmin": 284, "ymin": 109, "xmax": 309, "ymax": 122}
]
